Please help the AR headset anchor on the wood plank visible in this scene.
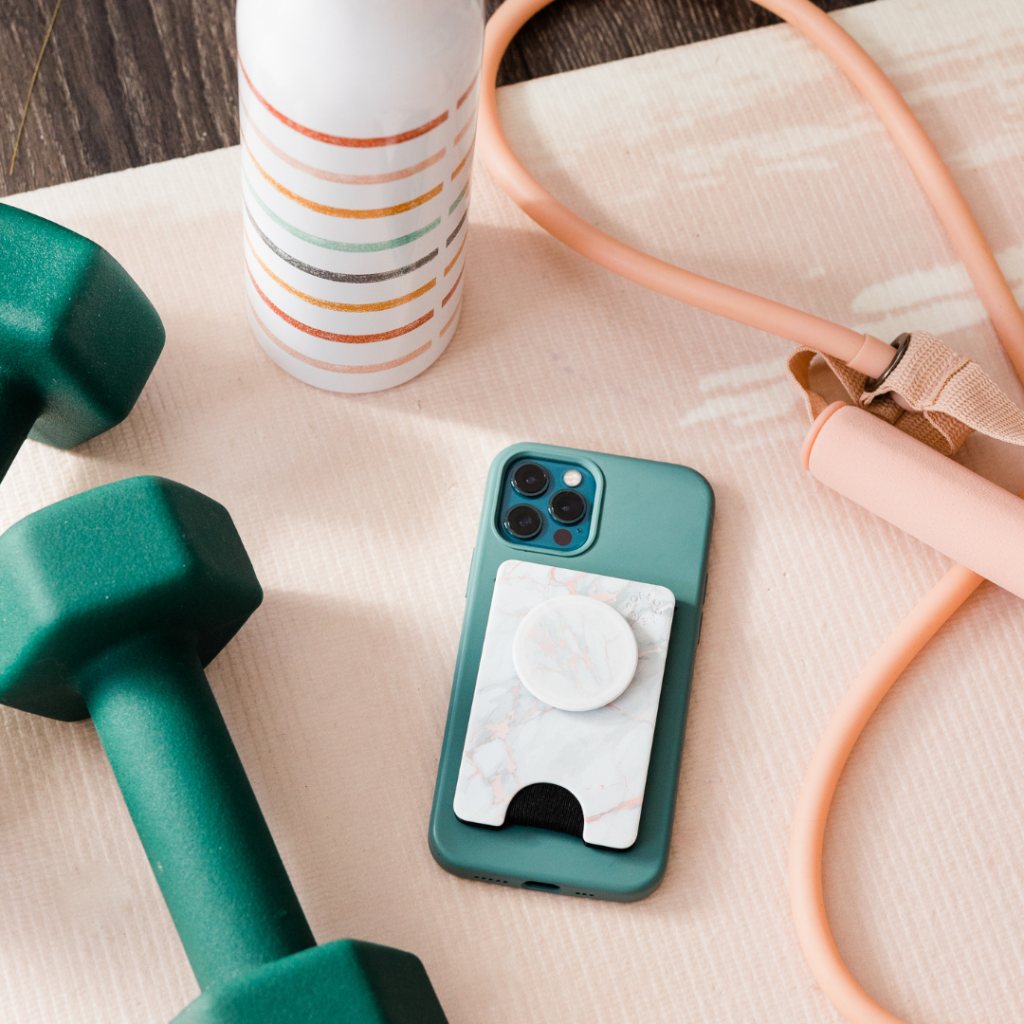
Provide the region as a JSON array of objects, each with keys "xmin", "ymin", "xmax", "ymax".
[
  {"xmin": 488, "ymin": 0, "xmax": 870, "ymax": 84},
  {"xmin": 1, "ymin": 0, "xmax": 237, "ymax": 197}
]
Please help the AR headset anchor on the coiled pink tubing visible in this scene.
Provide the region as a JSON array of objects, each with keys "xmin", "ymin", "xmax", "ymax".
[{"xmin": 477, "ymin": 3, "xmax": 1024, "ymax": 1022}]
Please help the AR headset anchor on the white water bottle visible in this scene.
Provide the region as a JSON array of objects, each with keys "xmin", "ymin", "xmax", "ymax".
[{"xmin": 236, "ymin": 0, "xmax": 483, "ymax": 392}]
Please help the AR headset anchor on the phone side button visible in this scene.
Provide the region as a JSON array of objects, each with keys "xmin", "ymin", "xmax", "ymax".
[{"xmin": 696, "ymin": 609, "xmax": 703, "ymax": 645}]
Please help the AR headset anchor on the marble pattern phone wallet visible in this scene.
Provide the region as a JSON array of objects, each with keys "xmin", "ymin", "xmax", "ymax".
[{"xmin": 453, "ymin": 559, "xmax": 675, "ymax": 849}]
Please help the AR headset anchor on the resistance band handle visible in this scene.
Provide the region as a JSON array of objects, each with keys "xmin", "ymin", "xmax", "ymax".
[{"xmin": 805, "ymin": 403, "xmax": 1024, "ymax": 600}]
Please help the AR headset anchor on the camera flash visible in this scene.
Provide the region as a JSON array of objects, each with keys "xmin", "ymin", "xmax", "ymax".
[{"xmin": 562, "ymin": 469, "xmax": 583, "ymax": 487}]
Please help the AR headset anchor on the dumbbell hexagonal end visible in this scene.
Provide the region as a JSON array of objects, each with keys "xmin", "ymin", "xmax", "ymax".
[
  {"xmin": 171, "ymin": 940, "xmax": 448, "ymax": 1024},
  {"xmin": 0, "ymin": 476, "xmax": 262, "ymax": 722},
  {"xmin": 0, "ymin": 205, "xmax": 165, "ymax": 449}
]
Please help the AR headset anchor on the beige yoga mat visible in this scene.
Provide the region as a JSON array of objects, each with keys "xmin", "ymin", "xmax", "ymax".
[{"xmin": 3, "ymin": 0, "xmax": 1024, "ymax": 1020}]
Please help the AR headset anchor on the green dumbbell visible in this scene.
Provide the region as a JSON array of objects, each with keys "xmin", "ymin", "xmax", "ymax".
[
  {"xmin": 0, "ymin": 205, "xmax": 164, "ymax": 482},
  {"xmin": 0, "ymin": 477, "xmax": 447, "ymax": 1024}
]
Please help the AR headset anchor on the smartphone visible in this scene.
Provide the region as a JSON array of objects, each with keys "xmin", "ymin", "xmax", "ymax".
[{"xmin": 429, "ymin": 443, "xmax": 713, "ymax": 901}]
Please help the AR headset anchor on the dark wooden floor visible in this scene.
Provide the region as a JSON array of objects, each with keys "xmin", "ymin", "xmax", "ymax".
[{"xmin": 0, "ymin": 0, "xmax": 872, "ymax": 198}]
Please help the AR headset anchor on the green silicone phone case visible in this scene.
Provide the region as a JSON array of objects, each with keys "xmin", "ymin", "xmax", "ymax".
[{"xmin": 429, "ymin": 443, "xmax": 714, "ymax": 901}]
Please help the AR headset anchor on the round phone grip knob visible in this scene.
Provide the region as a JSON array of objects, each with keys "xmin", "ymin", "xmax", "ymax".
[{"xmin": 512, "ymin": 595, "xmax": 638, "ymax": 712}]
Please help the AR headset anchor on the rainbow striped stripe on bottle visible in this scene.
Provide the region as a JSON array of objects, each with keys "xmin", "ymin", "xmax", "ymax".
[{"xmin": 240, "ymin": 56, "xmax": 478, "ymax": 392}]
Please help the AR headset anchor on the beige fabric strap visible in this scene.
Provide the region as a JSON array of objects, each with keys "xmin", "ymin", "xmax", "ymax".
[{"xmin": 787, "ymin": 330, "xmax": 1024, "ymax": 456}]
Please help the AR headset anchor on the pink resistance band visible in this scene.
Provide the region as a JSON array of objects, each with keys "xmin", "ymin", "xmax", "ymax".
[{"xmin": 478, "ymin": 3, "xmax": 1024, "ymax": 1023}]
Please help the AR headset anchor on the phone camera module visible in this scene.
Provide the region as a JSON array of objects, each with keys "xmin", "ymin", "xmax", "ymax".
[
  {"xmin": 512, "ymin": 462, "xmax": 550, "ymax": 498},
  {"xmin": 506, "ymin": 504, "xmax": 545, "ymax": 540},
  {"xmin": 549, "ymin": 490, "xmax": 587, "ymax": 525}
]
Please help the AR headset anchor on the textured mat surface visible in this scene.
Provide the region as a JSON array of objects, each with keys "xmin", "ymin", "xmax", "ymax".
[{"xmin": 2, "ymin": 0, "xmax": 1023, "ymax": 1020}]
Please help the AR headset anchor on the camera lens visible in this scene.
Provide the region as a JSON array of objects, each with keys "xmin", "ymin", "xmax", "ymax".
[
  {"xmin": 512, "ymin": 462, "xmax": 549, "ymax": 497},
  {"xmin": 506, "ymin": 504, "xmax": 544, "ymax": 540},
  {"xmin": 549, "ymin": 490, "xmax": 586, "ymax": 525}
]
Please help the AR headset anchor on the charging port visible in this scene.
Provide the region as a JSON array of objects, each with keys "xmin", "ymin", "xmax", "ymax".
[{"xmin": 524, "ymin": 880, "xmax": 560, "ymax": 892}]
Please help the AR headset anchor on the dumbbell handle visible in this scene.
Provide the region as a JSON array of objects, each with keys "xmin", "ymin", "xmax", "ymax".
[
  {"xmin": 79, "ymin": 633, "xmax": 316, "ymax": 991},
  {"xmin": 0, "ymin": 375, "xmax": 41, "ymax": 483}
]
